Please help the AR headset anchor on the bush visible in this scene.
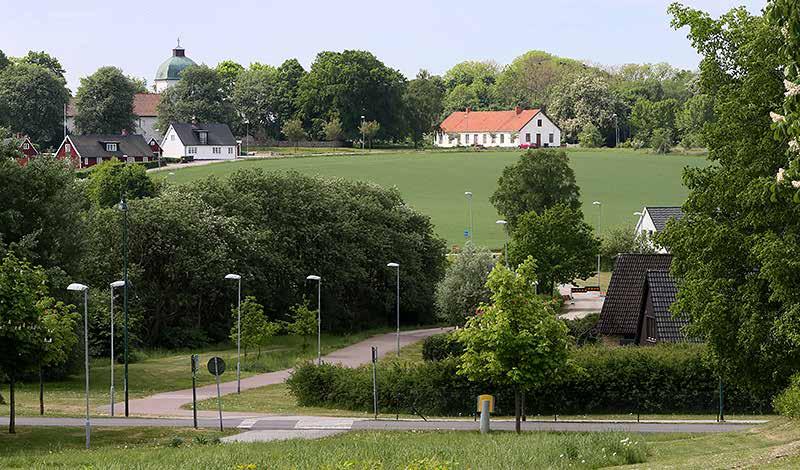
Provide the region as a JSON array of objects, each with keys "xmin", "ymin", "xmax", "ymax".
[
  {"xmin": 434, "ymin": 242, "xmax": 494, "ymax": 325},
  {"xmin": 422, "ymin": 333, "xmax": 463, "ymax": 361},
  {"xmin": 650, "ymin": 128, "xmax": 673, "ymax": 154},
  {"xmin": 578, "ymin": 123, "xmax": 604, "ymax": 148},
  {"xmin": 563, "ymin": 313, "xmax": 600, "ymax": 346},
  {"xmin": 287, "ymin": 344, "xmax": 773, "ymax": 416},
  {"xmin": 774, "ymin": 374, "xmax": 800, "ymax": 417}
]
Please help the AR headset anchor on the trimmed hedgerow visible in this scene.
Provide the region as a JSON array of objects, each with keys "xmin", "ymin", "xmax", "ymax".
[
  {"xmin": 287, "ymin": 344, "xmax": 774, "ymax": 417},
  {"xmin": 421, "ymin": 333, "xmax": 463, "ymax": 362}
]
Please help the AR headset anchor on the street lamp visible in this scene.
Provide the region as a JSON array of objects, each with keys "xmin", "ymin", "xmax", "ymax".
[
  {"xmin": 387, "ymin": 263, "xmax": 400, "ymax": 356},
  {"xmin": 496, "ymin": 220, "xmax": 509, "ymax": 267},
  {"xmin": 612, "ymin": 113, "xmax": 619, "ymax": 147},
  {"xmin": 109, "ymin": 280, "xmax": 125, "ymax": 417},
  {"xmin": 225, "ymin": 273, "xmax": 242, "ymax": 394},
  {"xmin": 67, "ymin": 283, "xmax": 91, "ymax": 449},
  {"xmin": 593, "ymin": 201, "xmax": 602, "ymax": 289},
  {"xmin": 116, "ymin": 197, "xmax": 130, "ymax": 417},
  {"xmin": 243, "ymin": 119, "xmax": 249, "ymax": 156},
  {"xmin": 307, "ymin": 275, "xmax": 322, "ymax": 365},
  {"xmin": 464, "ymin": 191, "xmax": 474, "ymax": 241},
  {"xmin": 360, "ymin": 115, "xmax": 366, "ymax": 150}
]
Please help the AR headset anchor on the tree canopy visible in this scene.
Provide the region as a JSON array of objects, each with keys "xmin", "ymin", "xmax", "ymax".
[
  {"xmin": 74, "ymin": 66, "xmax": 138, "ymax": 134},
  {"xmin": 156, "ymin": 65, "xmax": 235, "ymax": 133}
]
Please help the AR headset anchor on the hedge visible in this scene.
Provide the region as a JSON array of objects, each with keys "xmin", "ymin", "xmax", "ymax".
[{"xmin": 287, "ymin": 344, "xmax": 774, "ymax": 417}]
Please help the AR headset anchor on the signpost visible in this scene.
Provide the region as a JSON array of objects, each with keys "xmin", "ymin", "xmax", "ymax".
[
  {"xmin": 371, "ymin": 347, "xmax": 378, "ymax": 419},
  {"xmin": 191, "ymin": 355, "xmax": 199, "ymax": 429},
  {"xmin": 208, "ymin": 357, "xmax": 226, "ymax": 431}
]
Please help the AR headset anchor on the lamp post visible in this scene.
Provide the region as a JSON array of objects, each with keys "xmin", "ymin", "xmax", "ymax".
[
  {"xmin": 612, "ymin": 113, "xmax": 619, "ymax": 147},
  {"xmin": 117, "ymin": 197, "xmax": 130, "ymax": 417},
  {"xmin": 496, "ymin": 220, "xmax": 509, "ymax": 268},
  {"xmin": 593, "ymin": 201, "xmax": 602, "ymax": 289},
  {"xmin": 387, "ymin": 263, "xmax": 400, "ymax": 356},
  {"xmin": 465, "ymin": 191, "xmax": 474, "ymax": 241},
  {"xmin": 224, "ymin": 274, "xmax": 242, "ymax": 394},
  {"xmin": 67, "ymin": 283, "xmax": 91, "ymax": 449},
  {"xmin": 307, "ymin": 275, "xmax": 322, "ymax": 365},
  {"xmin": 109, "ymin": 280, "xmax": 125, "ymax": 417},
  {"xmin": 360, "ymin": 115, "xmax": 366, "ymax": 150},
  {"xmin": 244, "ymin": 119, "xmax": 249, "ymax": 156}
]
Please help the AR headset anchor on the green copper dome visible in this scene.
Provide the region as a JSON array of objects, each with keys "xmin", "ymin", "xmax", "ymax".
[{"xmin": 155, "ymin": 45, "xmax": 196, "ymax": 81}]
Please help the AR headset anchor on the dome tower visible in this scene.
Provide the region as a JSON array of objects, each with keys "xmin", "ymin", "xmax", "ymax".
[{"xmin": 154, "ymin": 40, "xmax": 196, "ymax": 93}]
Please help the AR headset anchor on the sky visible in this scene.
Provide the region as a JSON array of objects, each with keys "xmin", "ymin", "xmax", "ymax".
[{"xmin": 1, "ymin": 0, "xmax": 765, "ymax": 92}]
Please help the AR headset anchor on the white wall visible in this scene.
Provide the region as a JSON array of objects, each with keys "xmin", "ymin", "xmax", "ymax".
[
  {"xmin": 518, "ymin": 113, "xmax": 561, "ymax": 148},
  {"xmin": 634, "ymin": 209, "xmax": 668, "ymax": 254},
  {"xmin": 159, "ymin": 125, "xmax": 236, "ymax": 160},
  {"xmin": 160, "ymin": 126, "xmax": 185, "ymax": 157},
  {"xmin": 433, "ymin": 112, "xmax": 561, "ymax": 148},
  {"xmin": 154, "ymin": 79, "xmax": 177, "ymax": 93}
]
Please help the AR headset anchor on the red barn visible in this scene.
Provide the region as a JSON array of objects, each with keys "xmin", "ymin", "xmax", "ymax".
[
  {"xmin": 55, "ymin": 134, "xmax": 153, "ymax": 169},
  {"xmin": 2, "ymin": 134, "xmax": 39, "ymax": 166},
  {"xmin": 148, "ymin": 137, "xmax": 163, "ymax": 157}
]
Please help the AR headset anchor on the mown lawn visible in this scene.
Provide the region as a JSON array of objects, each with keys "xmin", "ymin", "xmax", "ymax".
[
  {"xmin": 0, "ymin": 330, "xmax": 389, "ymax": 418},
  {"xmin": 155, "ymin": 148, "xmax": 709, "ymax": 248}
]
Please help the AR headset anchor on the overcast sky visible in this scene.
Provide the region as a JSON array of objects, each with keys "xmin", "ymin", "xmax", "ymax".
[{"xmin": 1, "ymin": 0, "xmax": 764, "ymax": 92}]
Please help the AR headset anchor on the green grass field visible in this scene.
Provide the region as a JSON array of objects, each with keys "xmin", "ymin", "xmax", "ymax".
[{"xmin": 156, "ymin": 149, "xmax": 709, "ymax": 248}]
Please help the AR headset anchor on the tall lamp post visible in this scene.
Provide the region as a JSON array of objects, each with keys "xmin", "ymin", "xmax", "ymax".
[
  {"xmin": 109, "ymin": 280, "xmax": 125, "ymax": 417},
  {"xmin": 67, "ymin": 283, "xmax": 91, "ymax": 449},
  {"xmin": 612, "ymin": 113, "xmax": 619, "ymax": 147},
  {"xmin": 117, "ymin": 197, "xmax": 130, "ymax": 417},
  {"xmin": 387, "ymin": 263, "xmax": 400, "ymax": 356},
  {"xmin": 243, "ymin": 119, "xmax": 249, "ymax": 156},
  {"xmin": 307, "ymin": 275, "xmax": 322, "ymax": 365},
  {"xmin": 224, "ymin": 274, "xmax": 242, "ymax": 393},
  {"xmin": 496, "ymin": 220, "xmax": 509, "ymax": 268},
  {"xmin": 592, "ymin": 201, "xmax": 602, "ymax": 289},
  {"xmin": 465, "ymin": 191, "xmax": 474, "ymax": 241},
  {"xmin": 360, "ymin": 115, "xmax": 366, "ymax": 150}
]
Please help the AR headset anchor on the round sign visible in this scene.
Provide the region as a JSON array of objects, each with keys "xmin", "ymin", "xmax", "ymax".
[{"xmin": 207, "ymin": 357, "xmax": 226, "ymax": 376}]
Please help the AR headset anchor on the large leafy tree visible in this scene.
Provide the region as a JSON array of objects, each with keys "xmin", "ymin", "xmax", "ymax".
[
  {"xmin": 233, "ymin": 66, "xmax": 279, "ymax": 139},
  {"xmin": 661, "ymin": 3, "xmax": 789, "ymax": 395},
  {"xmin": 549, "ymin": 72, "xmax": 621, "ymax": 143},
  {"xmin": 629, "ymin": 98, "xmax": 679, "ymax": 143},
  {"xmin": 0, "ymin": 62, "xmax": 70, "ymax": 146},
  {"xmin": 495, "ymin": 50, "xmax": 589, "ymax": 108},
  {"xmin": 457, "ymin": 257, "xmax": 571, "ymax": 433},
  {"xmin": 434, "ymin": 242, "xmax": 495, "ymax": 325},
  {"xmin": 18, "ymin": 51, "xmax": 65, "ymax": 79},
  {"xmin": 156, "ymin": 65, "xmax": 235, "ymax": 132},
  {"xmin": 508, "ymin": 204, "xmax": 600, "ymax": 293},
  {"xmin": 441, "ymin": 60, "xmax": 500, "ymax": 114},
  {"xmin": 74, "ymin": 66, "xmax": 138, "ymax": 134},
  {"xmin": 86, "ymin": 159, "xmax": 158, "ymax": 208},
  {"xmin": 403, "ymin": 70, "xmax": 444, "ymax": 147},
  {"xmin": 273, "ymin": 59, "xmax": 306, "ymax": 128},
  {"xmin": 490, "ymin": 149, "xmax": 581, "ymax": 227},
  {"xmin": 297, "ymin": 50, "xmax": 406, "ymax": 140}
]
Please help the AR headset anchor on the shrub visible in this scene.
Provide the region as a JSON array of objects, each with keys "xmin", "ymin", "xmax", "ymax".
[
  {"xmin": 650, "ymin": 128, "xmax": 673, "ymax": 154},
  {"xmin": 422, "ymin": 333, "xmax": 463, "ymax": 361},
  {"xmin": 434, "ymin": 242, "xmax": 494, "ymax": 325},
  {"xmin": 774, "ymin": 374, "xmax": 800, "ymax": 417},
  {"xmin": 578, "ymin": 124, "xmax": 604, "ymax": 148},
  {"xmin": 563, "ymin": 313, "xmax": 600, "ymax": 346}
]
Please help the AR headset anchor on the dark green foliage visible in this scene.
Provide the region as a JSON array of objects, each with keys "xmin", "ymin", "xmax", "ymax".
[
  {"xmin": 403, "ymin": 70, "xmax": 445, "ymax": 147},
  {"xmin": 650, "ymin": 128, "xmax": 673, "ymax": 154},
  {"xmin": 86, "ymin": 159, "xmax": 158, "ymax": 208},
  {"xmin": 421, "ymin": 333, "xmax": 463, "ymax": 362},
  {"xmin": 288, "ymin": 344, "xmax": 772, "ymax": 416},
  {"xmin": 156, "ymin": 65, "xmax": 236, "ymax": 134},
  {"xmin": 74, "ymin": 66, "xmax": 138, "ymax": 134},
  {"xmin": 600, "ymin": 226, "xmax": 655, "ymax": 270},
  {"xmin": 578, "ymin": 123, "xmax": 603, "ymax": 148},
  {"xmin": 490, "ymin": 149, "xmax": 581, "ymax": 227},
  {"xmin": 774, "ymin": 374, "xmax": 800, "ymax": 418},
  {"xmin": 563, "ymin": 313, "xmax": 600, "ymax": 346}
]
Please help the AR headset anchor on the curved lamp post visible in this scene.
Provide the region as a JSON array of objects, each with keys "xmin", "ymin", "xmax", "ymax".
[
  {"xmin": 387, "ymin": 263, "xmax": 400, "ymax": 356},
  {"xmin": 109, "ymin": 280, "xmax": 125, "ymax": 416},
  {"xmin": 224, "ymin": 274, "xmax": 242, "ymax": 393},
  {"xmin": 67, "ymin": 283, "xmax": 90, "ymax": 449},
  {"xmin": 307, "ymin": 275, "xmax": 322, "ymax": 364},
  {"xmin": 465, "ymin": 191, "xmax": 474, "ymax": 241},
  {"xmin": 593, "ymin": 201, "xmax": 602, "ymax": 289}
]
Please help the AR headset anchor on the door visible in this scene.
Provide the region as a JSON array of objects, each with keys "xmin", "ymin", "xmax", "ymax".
[{"xmin": 536, "ymin": 133, "xmax": 541, "ymax": 147}]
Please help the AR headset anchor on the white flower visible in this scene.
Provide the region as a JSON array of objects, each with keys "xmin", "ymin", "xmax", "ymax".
[
  {"xmin": 793, "ymin": 180, "xmax": 800, "ymax": 189},
  {"xmin": 785, "ymin": 80, "xmax": 800, "ymax": 97},
  {"xmin": 771, "ymin": 111, "xmax": 786, "ymax": 123},
  {"xmin": 790, "ymin": 140, "xmax": 800, "ymax": 153},
  {"xmin": 778, "ymin": 168, "xmax": 786, "ymax": 183}
]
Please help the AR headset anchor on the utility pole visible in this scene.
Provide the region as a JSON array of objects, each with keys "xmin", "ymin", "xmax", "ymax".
[{"xmin": 119, "ymin": 197, "xmax": 130, "ymax": 417}]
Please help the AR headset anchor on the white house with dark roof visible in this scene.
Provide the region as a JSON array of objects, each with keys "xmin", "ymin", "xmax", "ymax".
[
  {"xmin": 435, "ymin": 107, "xmax": 561, "ymax": 148},
  {"xmin": 160, "ymin": 123, "xmax": 237, "ymax": 160},
  {"xmin": 634, "ymin": 206, "xmax": 684, "ymax": 253}
]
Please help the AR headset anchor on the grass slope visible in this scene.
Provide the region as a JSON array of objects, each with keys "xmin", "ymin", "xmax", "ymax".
[{"xmin": 157, "ymin": 149, "xmax": 709, "ymax": 248}]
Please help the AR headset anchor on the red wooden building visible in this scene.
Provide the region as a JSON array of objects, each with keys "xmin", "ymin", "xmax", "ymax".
[
  {"xmin": 55, "ymin": 133, "xmax": 154, "ymax": 169},
  {"xmin": 2, "ymin": 134, "xmax": 39, "ymax": 166}
]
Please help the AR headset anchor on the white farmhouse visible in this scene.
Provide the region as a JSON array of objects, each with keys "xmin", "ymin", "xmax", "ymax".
[
  {"xmin": 161, "ymin": 123, "xmax": 238, "ymax": 160},
  {"xmin": 634, "ymin": 206, "xmax": 684, "ymax": 254},
  {"xmin": 435, "ymin": 107, "xmax": 561, "ymax": 148}
]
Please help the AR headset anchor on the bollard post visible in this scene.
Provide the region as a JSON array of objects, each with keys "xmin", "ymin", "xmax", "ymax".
[
  {"xmin": 371, "ymin": 346, "xmax": 378, "ymax": 419},
  {"xmin": 191, "ymin": 355, "xmax": 198, "ymax": 429},
  {"xmin": 479, "ymin": 399, "xmax": 490, "ymax": 434}
]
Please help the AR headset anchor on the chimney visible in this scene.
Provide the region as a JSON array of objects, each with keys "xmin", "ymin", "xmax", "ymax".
[
  {"xmin": 465, "ymin": 107, "xmax": 471, "ymax": 114},
  {"xmin": 515, "ymin": 106, "xmax": 522, "ymax": 115}
]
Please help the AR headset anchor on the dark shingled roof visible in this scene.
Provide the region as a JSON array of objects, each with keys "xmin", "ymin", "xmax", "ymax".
[
  {"xmin": 68, "ymin": 134, "xmax": 152, "ymax": 159},
  {"xmin": 646, "ymin": 206, "xmax": 684, "ymax": 232},
  {"xmin": 597, "ymin": 253, "xmax": 673, "ymax": 336},
  {"xmin": 170, "ymin": 123, "xmax": 236, "ymax": 146},
  {"xmin": 642, "ymin": 270, "xmax": 694, "ymax": 343}
]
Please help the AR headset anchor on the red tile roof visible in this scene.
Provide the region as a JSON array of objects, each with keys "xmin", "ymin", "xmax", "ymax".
[
  {"xmin": 67, "ymin": 93, "xmax": 161, "ymax": 117},
  {"xmin": 440, "ymin": 108, "xmax": 540, "ymax": 133}
]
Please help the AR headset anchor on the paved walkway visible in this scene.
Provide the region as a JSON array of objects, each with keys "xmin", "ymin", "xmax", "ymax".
[
  {"xmin": 117, "ymin": 328, "xmax": 449, "ymax": 417},
  {"xmin": 558, "ymin": 286, "xmax": 604, "ymax": 320}
]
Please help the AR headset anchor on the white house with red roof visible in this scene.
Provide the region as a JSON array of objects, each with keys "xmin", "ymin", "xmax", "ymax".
[{"xmin": 435, "ymin": 107, "xmax": 561, "ymax": 148}]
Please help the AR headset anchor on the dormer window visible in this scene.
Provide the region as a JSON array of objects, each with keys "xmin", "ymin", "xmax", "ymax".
[
  {"xmin": 198, "ymin": 131, "xmax": 208, "ymax": 145},
  {"xmin": 22, "ymin": 142, "xmax": 29, "ymax": 150},
  {"xmin": 106, "ymin": 143, "xmax": 118, "ymax": 152}
]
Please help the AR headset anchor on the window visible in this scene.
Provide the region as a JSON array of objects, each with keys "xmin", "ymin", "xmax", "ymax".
[
  {"xmin": 491, "ymin": 134, "xmax": 496, "ymax": 144},
  {"xmin": 465, "ymin": 134, "xmax": 469, "ymax": 144},
  {"xmin": 212, "ymin": 147, "xmax": 221, "ymax": 154},
  {"xmin": 187, "ymin": 146, "xmax": 196, "ymax": 154},
  {"xmin": 645, "ymin": 317, "xmax": 656, "ymax": 342},
  {"xmin": 127, "ymin": 156, "xmax": 134, "ymax": 163},
  {"xmin": 22, "ymin": 142, "xmax": 29, "ymax": 150},
  {"xmin": 228, "ymin": 147, "xmax": 233, "ymax": 154},
  {"xmin": 549, "ymin": 133, "xmax": 554, "ymax": 144},
  {"xmin": 482, "ymin": 134, "xmax": 487, "ymax": 144},
  {"xmin": 97, "ymin": 157, "xmax": 102, "ymax": 165},
  {"xmin": 106, "ymin": 143, "xmax": 118, "ymax": 152},
  {"xmin": 438, "ymin": 134, "xmax": 443, "ymax": 144},
  {"xmin": 65, "ymin": 143, "xmax": 71, "ymax": 153},
  {"xmin": 199, "ymin": 131, "xmax": 208, "ymax": 145},
  {"xmin": 500, "ymin": 134, "xmax": 504, "ymax": 144},
  {"xmin": 170, "ymin": 134, "xmax": 175, "ymax": 141},
  {"xmin": 525, "ymin": 133, "xmax": 531, "ymax": 143},
  {"xmin": 537, "ymin": 119, "xmax": 542, "ymax": 127},
  {"xmin": 473, "ymin": 134, "xmax": 478, "ymax": 143}
]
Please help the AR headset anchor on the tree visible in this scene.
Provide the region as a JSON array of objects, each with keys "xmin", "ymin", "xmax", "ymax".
[
  {"xmin": 282, "ymin": 118, "xmax": 306, "ymax": 151},
  {"xmin": 629, "ymin": 98, "xmax": 679, "ymax": 143},
  {"xmin": 231, "ymin": 297, "xmax": 279, "ymax": 359},
  {"xmin": 286, "ymin": 302, "xmax": 317, "ymax": 350},
  {"xmin": 0, "ymin": 254, "xmax": 78, "ymax": 433},
  {"xmin": 0, "ymin": 50, "xmax": 9, "ymax": 72},
  {"xmin": 233, "ymin": 66, "xmax": 280, "ymax": 139},
  {"xmin": 660, "ymin": 3, "xmax": 789, "ymax": 396},
  {"xmin": 273, "ymin": 59, "xmax": 306, "ymax": 130},
  {"xmin": 549, "ymin": 73, "xmax": 620, "ymax": 143},
  {"xmin": 18, "ymin": 51, "xmax": 65, "ymax": 79},
  {"xmin": 323, "ymin": 116, "xmax": 344, "ymax": 149},
  {"xmin": 441, "ymin": 61, "xmax": 500, "ymax": 114},
  {"xmin": 600, "ymin": 226, "xmax": 655, "ymax": 270},
  {"xmin": 434, "ymin": 242, "xmax": 495, "ymax": 325},
  {"xmin": 650, "ymin": 127, "xmax": 673, "ymax": 154},
  {"xmin": 578, "ymin": 123, "xmax": 603, "ymax": 148},
  {"xmin": 359, "ymin": 120, "xmax": 380, "ymax": 149},
  {"xmin": 86, "ymin": 159, "xmax": 158, "ymax": 208},
  {"xmin": 37, "ymin": 296, "xmax": 80, "ymax": 415},
  {"xmin": 403, "ymin": 70, "xmax": 444, "ymax": 147},
  {"xmin": 490, "ymin": 149, "xmax": 581, "ymax": 227},
  {"xmin": 156, "ymin": 65, "xmax": 235, "ymax": 133},
  {"xmin": 74, "ymin": 66, "xmax": 138, "ymax": 134},
  {"xmin": 0, "ymin": 62, "xmax": 70, "ymax": 146},
  {"xmin": 495, "ymin": 50, "xmax": 589, "ymax": 108},
  {"xmin": 676, "ymin": 93, "xmax": 714, "ymax": 148},
  {"xmin": 216, "ymin": 60, "xmax": 245, "ymax": 98},
  {"xmin": 508, "ymin": 204, "xmax": 600, "ymax": 293},
  {"xmin": 457, "ymin": 257, "xmax": 571, "ymax": 433}
]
